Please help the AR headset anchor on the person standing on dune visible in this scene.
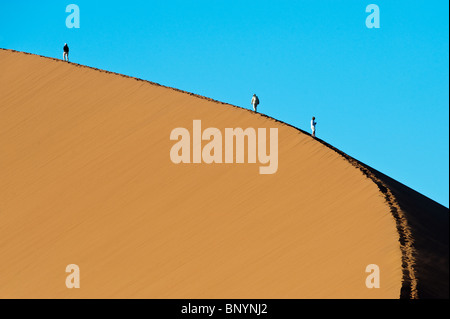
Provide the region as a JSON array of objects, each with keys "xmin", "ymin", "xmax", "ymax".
[
  {"xmin": 251, "ymin": 94, "xmax": 259, "ymax": 112},
  {"xmin": 311, "ymin": 116, "xmax": 317, "ymax": 137},
  {"xmin": 63, "ymin": 43, "xmax": 69, "ymax": 62}
]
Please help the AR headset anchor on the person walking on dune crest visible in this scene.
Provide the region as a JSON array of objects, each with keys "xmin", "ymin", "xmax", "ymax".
[
  {"xmin": 311, "ymin": 116, "xmax": 317, "ymax": 137},
  {"xmin": 251, "ymin": 94, "xmax": 259, "ymax": 112},
  {"xmin": 63, "ymin": 43, "xmax": 69, "ymax": 62}
]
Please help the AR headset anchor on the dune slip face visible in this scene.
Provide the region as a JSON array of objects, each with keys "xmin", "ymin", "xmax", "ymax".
[{"xmin": 0, "ymin": 48, "xmax": 448, "ymax": 299}]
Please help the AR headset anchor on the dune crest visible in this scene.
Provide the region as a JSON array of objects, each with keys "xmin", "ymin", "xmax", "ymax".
[{"xmin": 0, "ymin": 49, "xmax": 447, "ymax": 298}]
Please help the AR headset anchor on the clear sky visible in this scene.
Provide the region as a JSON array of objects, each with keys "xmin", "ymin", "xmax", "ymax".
[{"xmin": 1, "ymin": 1, "xmax": 448, "ymax": 207}]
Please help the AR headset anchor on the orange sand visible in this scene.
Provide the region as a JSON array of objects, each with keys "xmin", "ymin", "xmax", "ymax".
[{"xmin": 0, "ymin": 49, "xmax": 447, "ymax": 299}]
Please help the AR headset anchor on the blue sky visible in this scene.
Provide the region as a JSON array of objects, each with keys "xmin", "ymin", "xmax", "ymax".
[{"xmin": 1, "ymin": 1, "xmax": 448, "ymax": 207}]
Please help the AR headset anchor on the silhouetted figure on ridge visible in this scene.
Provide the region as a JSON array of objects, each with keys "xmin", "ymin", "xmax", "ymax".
[
  {"xmin": 63, "ymin": 43, "xmax": 69, "ymax": 62},
  {"xmin": 311, "ymin": 116, "xmax": 317, "ymax": 137},
  {"xmin": 251, "ymin": 94, "xmax": 259, "ymax": 112}
]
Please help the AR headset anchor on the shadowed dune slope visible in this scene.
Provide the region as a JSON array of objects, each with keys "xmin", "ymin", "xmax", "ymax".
[
  {"xmin": 368, "ymin": 169, "xmax": 449, "ymax": 298},
  {"xmin": 0, "ymin": 49, "xmax": 448, "ymax": 298}
]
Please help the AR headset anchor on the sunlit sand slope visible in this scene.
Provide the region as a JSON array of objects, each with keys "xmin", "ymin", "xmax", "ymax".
[{"xmin": 0, "ymin": 49, "xmax": 447, "ymax": 298}]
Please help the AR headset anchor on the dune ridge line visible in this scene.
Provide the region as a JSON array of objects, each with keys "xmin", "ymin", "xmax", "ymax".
[
  {"xmin": 0, "ymin": 47, "xmax": 418, "ymax": 298},
  {"xmin": 315, "ymin": 140, "xmax": 418, "ymax": 299}
]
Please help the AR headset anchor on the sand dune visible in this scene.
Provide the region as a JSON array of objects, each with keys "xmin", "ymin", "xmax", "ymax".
[{"xmin": 0, "ymin": 49, "xmax": 448, "ymax": 298}]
